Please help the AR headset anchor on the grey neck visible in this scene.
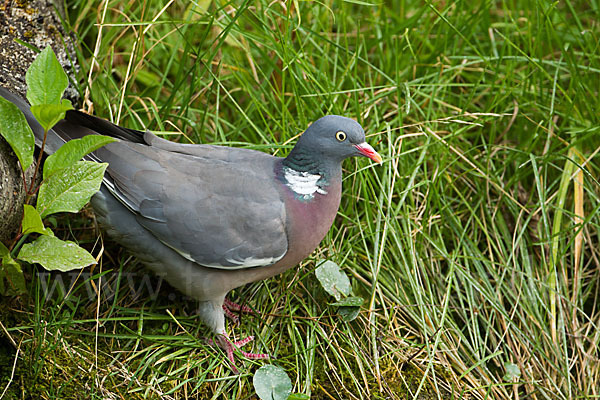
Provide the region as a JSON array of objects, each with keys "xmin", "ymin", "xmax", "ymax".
[{"xmin": 282, "ymin": 147, "xmax": 342, "ymax": 181}]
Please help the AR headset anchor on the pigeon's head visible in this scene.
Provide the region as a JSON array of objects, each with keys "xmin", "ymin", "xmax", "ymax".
[{"xmin": 298, "ymin": 115, "xmax": 382, "ymax": 164}]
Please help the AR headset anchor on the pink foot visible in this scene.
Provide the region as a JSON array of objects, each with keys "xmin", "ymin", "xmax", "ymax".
[
  {"xmin": 222, "ymin": 298, "xmax": 255, "ymax": 323},
  {"xmin": 215, "ymin": 335, "xmax": 269, "ymax": 373}
]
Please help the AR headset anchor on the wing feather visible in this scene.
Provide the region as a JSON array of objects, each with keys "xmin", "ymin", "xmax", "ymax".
[{"xmin": 95, "ymin": 141, "xmax": 288, "ymax": 269}]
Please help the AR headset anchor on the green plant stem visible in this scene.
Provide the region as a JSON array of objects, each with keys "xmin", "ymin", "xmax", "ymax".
[
  {"xmin": 9, "ymin": 233, "xmax": 29, "ymax": 257},
  {"xmin": 548, "ymin": 149, "xmax": 577, "ymax": 343},
  {"xmin": 26, "ymin": 127, "xmax": 48, "ymax": 203},
  {"xmin": 7, "ymin": 232, "xmax": 23, "ymax": 253},
  {"xmin": 8, "ymin": 128, "xmax": 47, "ymax": 253}
]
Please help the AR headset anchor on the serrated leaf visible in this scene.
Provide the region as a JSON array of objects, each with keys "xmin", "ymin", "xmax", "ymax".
[
  {"xmin": 26, "ymin": 46, "xmax": 69, "ymax": 106},
  {"xmin": 330, "ymin": 296, "xmax": 364, "ymax": 307},
  {"xmin": 315, "ymin": 260, "xmax": 351, "ymax": 301},
  {"xmin": 37, "ymin": 161, "xmax": 108, "ymax": 218},
  {"xmin": 18, "ymin": 235, "xmax": 96, "ymax": 271},
  {"xmin": 22, "ymin": 204, "xmax": 49, "ymax": 235},
  {"xmin": 0, "ymin": 241, "xmax": 9, "ymax": 257},
  {"xmin": 339, "ymin": 306, "xmax": 361, "ymax": 322},
  {"xmin": 0, "ymin": 96, "xmax": 35, "ymax": 170},
  {"xmin": 253, "ymin": 365, "xmax": 292, "ymax": 400},
  {"xmin": 1, "ymin": 255, "xmax": 27, "ymax": 295},
  {"xmin": 44, "ymin": 135, "xmax": 116, "ymax": 179},
  {"xmin": 30, "ymin": 99, "xmax": 73, "ymax": 131}
]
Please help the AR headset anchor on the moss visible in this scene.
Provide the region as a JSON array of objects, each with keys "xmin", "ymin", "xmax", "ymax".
[
  {"xmin": 0, "ymin": 338, "xmax": 24, "ymax": 400},
  {"xmin": 381, "ymin": 362, "xmax": 452, "ymax": 399},
  {"xmin": 0, "ymin": 295, "xmax": 109, "ymax": 399},
  {"xmin": 310, "ymin": 344, "xmax": 453, "ymax": 399}
]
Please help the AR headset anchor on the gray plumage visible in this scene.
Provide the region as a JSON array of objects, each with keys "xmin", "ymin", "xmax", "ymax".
[
  {"xmin": 0, "ymin": 87, "xmax": 382, "ymax": 371},
  {"xmin": 94, "ymin": 139, "xmax": 288, "ymax": 269}
]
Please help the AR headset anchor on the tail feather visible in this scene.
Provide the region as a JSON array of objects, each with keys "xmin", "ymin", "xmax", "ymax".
[
  {"xmin": 64, "ymin": 110, "xmax": 145, "ymax": 143},
  {"xmin": 0, "ymin": 87, "xmax": 146, "ymax": 157}
]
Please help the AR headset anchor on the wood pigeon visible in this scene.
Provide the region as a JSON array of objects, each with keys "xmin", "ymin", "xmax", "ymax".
[{"xmin": 0, "ymin": 87, "xmax": 382, "ymax": 372}]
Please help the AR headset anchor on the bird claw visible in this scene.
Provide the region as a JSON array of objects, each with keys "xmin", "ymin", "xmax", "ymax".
[
  {"xmin": 222, "ymin": 298, "xmax": 255, "ymax": 324},
  {"xmin": 207, "ymin": 299, "xmax": 267, "ymax": 372},
  {"xmin": 215, "ymin": 335, "xmax": 269, "ymax": 373},
  {"xmin": 223, "ymin": 298, "xmax": 254, "ymax": 314},
  {"xmin": 222, "ymin": 305, "xmax": 241, "ymax": 323}
]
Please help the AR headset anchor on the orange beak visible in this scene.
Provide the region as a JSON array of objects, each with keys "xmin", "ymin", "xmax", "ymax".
[{"xmin": 354, "ymin": 142, "xmax": 383, "ymax": 164}]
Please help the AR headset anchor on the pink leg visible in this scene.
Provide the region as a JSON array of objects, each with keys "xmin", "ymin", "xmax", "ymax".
[
  {"xmin": 222, "ymin": 298, "xmax": 256, "ymax": 324},
  {"xmin": 222, "ymin": 305, "xmax": 240, "ymax": 323},
  {"xmin": 215, "ymin": 335, "xmax": 269, "ymax": 373},
  {"xmin": 223, "ymin": 298, "xmax": 254, "ymax": 314}
]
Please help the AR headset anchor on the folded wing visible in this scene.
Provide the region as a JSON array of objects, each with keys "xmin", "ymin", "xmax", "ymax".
[{"xmin": 94, "ymin": 139, "xmax": 288, "ymax": 270}]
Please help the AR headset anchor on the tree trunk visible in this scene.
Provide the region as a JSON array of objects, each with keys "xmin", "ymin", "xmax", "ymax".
[{"xmin": 0, "ymin": 0, "xmax": 79, "ymax": 246}]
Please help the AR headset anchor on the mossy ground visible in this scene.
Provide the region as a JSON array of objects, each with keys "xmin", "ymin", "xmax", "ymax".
[{"xmin": 0, "ymin": 264, "xmax": 451, "ymax": 399}]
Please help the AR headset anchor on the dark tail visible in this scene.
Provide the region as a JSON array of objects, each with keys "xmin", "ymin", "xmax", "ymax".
[
  {"xmin": 0, "ymin": 87, "xmax": 145, "ymax": 155},
  {"xmin": 63, "ymin": 109, "xmax": 145, "ymax": 143}
]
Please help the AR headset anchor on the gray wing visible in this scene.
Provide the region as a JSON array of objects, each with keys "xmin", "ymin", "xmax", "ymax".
[{"xmin": 95, "ymin": 139, "xmax": 288, "ymax": 270}]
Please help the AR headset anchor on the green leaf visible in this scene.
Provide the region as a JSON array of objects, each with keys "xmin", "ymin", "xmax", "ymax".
[
  {"xmin": 253, "ymin": 365, "xmax": 292, "ymax": 400},
  {"xmin": 315, "ymin": 260, "xmax": 351, "ymax": 301},
  {"xmin": 18, "ymin": 235, "xmax": 96, "ymax": 271},
  {"xmin": 503, "ymin": 362, "xmax": 521, "ymax": 381},
  {"xmin": 0, "ymin": 241, "xmax": 9, "ymax": 257},
  {"xmin": 22, "ymin": 204, "xmax": 50, "ymax": 235},
  {"xmin": 0, "ymin": 255, "xmax": 27, "ymax": 295},
  {"xmin": 330, "ymin": 296, "xmax": 364, "ymax": 307},
  {"xmin": 339, "ymin": 306, "xmax": 361, "ymax": 322},
  {"xmin": 288, "ymin": 394, "xmax": 310, "ymax": 400},
  {"xmin": 43, "ymin": 135, "xmax": 116, "ymax": 179},
  {"xmin": 0, "ymin": 96, "xmax": 35, "ymax": 170},
  {"xmin": 25, "ymin": 46, "xmax": 69, "ymax": 106},
  {"xmin": 30, "ymin": 99, "xmax": 73, "ymax": 131},
  {"xmin": 330, "ymin": 297, "xmax": 363, "ymax": 322},
  {"xmin": 37, "ymin": 161, "xmax": 108, "ymax": 218}
]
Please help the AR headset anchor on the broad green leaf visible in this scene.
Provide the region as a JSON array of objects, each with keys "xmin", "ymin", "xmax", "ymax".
[
  {"xmin": 26, "ymin": 46, "xmax": 69, "ymax": 106},
  {"xmin": 315, "ymin": 260, "xmax": 351, "ymax": 301},
  {"xmin": 0, "ymin": 241, "xmax": 9, "ymax": 257},
  {"xmin": 37, "ymin": 161, "xmax": 108, "ymax": 218},
  {"xmin": 22, "ymin": 204, "xmax": 49, "ymax": 235},
  {"xmin": 331, "ymin": 296, "xmax": 364, "ymax": 322},
  {"xmin": 339, "ymin": 306, "xmax": 361, "ymax": 322},
  {"xmin": 18, "ymin": 235, "xmax": 96, "ymax": 271},
  {"xmin": 330, "ymin": 296, "xmax": 364, "ymax": 307},
  {"xmin": 288, "ymin": 394, "xmax": 310, "ymax": 400},
  {"xmin": 30, "ymin": 99, "xmax": 73, "ymax": 131},
  {"xmin": 0, "ymin": 96, "xmax": 35, "ymax": 170},
  {"xmin": 43, "ymin": 135, "xmax": 116, "ymax": 179},
  {"xmin": 253, "ymin": 365, "xmax": 292, "ymax": 400},
  {"xmin": 0, "ymin": 255, "xmax": 27, "ymax": 295}
]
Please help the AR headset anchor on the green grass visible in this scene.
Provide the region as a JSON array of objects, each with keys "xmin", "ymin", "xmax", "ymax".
[{"xmin": 1, "ymin": 0, "xmax": 600, "ymax": 398}]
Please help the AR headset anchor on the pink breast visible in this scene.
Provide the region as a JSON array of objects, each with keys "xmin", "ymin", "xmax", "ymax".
[
  {"xmin": 282, "ymin": 181, "xmax": 342, "ymax": 266},
  {"xmin": 224, "ymin": 180, "xmax": 342, "ymax": 289}
]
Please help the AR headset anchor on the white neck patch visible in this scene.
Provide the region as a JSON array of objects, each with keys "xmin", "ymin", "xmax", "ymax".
[{"xmin": 283, "ymin": 166, "xmax": 328, "ymax": 200}]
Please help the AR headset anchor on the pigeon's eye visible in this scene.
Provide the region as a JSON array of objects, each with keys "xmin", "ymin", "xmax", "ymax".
[{"xmin": 335, "ymin": 131, "xmax": 347, "ymax": 142}]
